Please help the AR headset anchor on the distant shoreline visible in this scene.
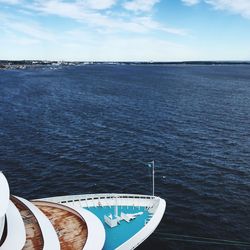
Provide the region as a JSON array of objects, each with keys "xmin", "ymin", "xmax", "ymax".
[{"xmin": 1, "ymin": 60, "xmax": 250, "ymax": 70}]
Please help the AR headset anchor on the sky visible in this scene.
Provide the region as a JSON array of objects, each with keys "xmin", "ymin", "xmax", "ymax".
[{"xmin": 1, "ymin": 0, "xmax": 250, "ymax": 61}]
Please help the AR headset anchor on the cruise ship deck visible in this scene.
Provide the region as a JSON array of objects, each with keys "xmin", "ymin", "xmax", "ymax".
[
  {"xmin": 1, "ymin": 171, "xmax": 165, "ymax": 250},
  {"xmin": 44, "ymin": 193, "xmax": 166, "ymax": 250}
]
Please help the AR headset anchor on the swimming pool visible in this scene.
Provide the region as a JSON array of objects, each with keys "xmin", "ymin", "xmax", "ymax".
[{"xmin": 85, "ymin": 206, "xmax": 150, "ymax": 249}]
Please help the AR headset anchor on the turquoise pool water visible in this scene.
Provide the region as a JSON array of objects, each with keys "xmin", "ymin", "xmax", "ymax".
[{"xmin": 85, "ymin": 206, "xmax": 150, "ymax": 250}]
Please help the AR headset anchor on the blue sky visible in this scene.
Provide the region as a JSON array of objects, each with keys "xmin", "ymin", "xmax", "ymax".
[{"xmin": 1, "ymin": 0, "xmax": 250, "ymax": 61}]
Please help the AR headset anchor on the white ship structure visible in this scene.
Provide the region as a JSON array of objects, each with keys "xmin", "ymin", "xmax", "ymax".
[{"xmin": 0, "ymin": 170, "xmax": 166, "ymax": 250}]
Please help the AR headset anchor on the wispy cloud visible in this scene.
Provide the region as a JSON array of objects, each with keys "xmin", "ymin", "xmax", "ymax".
[
  {"xmin": 6, "ymin": 21, "xmax": 55, "ymax": 41},
  {"xmin": 205, "ymin": 0, "xmax": 250, "ymax": 18},
  {"xmin": 0, "ymin": 0, "xmax": 186, "ymax": 36},
  {"xmin": 0, "ymin": 12, "xmax": 56, "ymax": 42},
  {"xmin": 0, "ymin": 0, "xmax": 190, "ymax": 60},
  {"xmin": 182, "ymin": 0, "xmax": 250, "ymax": 19},
  {"xmin": 181, "ymin": 0, "xmax": 200, "ymax": 6},
  {"xmin": 123, "ymin": 0, "xmax": 159, "ymax": 12},
  {"xmin": 84, "ymin": 0, "xmax": 117, "ymax": 10},
  {"xmin": 0, "ymin": 0, "xmax": 22, "ymax": 4},
  {"xmin": 28, "ymin": 0, "xmax": 185, "ymax": 35},
  {"xmin": 129, "ymin": 16, "xmax": 187, "ymax": 35}
]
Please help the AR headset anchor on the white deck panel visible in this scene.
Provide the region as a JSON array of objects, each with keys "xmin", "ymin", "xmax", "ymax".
[
  {"xmin": 0, "ymin": 214, "xmax": 7, "ymax": 242},
  {"xmin": 1, "ymin": 201, "xmax": 26, "ymax": 250},
  {"xmin": 0, "ymin": 172, "xmax": 10, "ymax": 217},
  {"xmin": 0, "ymin": 217, "xmax": 5, "ymax": 240},
  {"xmin": 15, "ymin": 196, "xmax": 60, "ymax": 250}
]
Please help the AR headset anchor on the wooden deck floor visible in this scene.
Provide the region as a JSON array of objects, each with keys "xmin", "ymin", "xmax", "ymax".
[
  {"xmin": 10, "ymin": 196, "xmax": 44, "ymax": 250},
  {"xmin": 33, "ymin": 201, "xmax": 88, "ymax": 250}
]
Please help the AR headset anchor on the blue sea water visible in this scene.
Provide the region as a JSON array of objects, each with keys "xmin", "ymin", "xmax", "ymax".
[{"xmin": 0, "ymin": 64, "xmax": 250, "ymax": 249}]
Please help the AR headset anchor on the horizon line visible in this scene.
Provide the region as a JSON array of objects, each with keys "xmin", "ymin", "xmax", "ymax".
[{"xmin": 1, "ymin": 60, "xmax": 250, "ymax": 63}]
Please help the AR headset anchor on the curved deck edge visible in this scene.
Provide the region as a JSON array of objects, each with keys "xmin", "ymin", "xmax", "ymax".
[
  {"xmin": 64, "ymin": 204, "xmax": 106, "ymax": 250},
  {"xmin": 0, "ymin": 172, "xmax": 10, "ymax": 217},
  {"xmin": 116, "ymin": 197, "xmax": 166, "ymax": 250},
  {"xmin": 1, "ymin": 201, "xmax": 26, "ymax": 250},
  {"xmin": 15, "ymin": 196, "xmax": 60, "ymax": 250}
]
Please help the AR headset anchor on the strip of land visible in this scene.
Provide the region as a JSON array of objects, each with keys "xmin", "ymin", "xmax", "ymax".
[{"xmin": 1, "ymin": 60, "xmax": 250, "ymax": 70}]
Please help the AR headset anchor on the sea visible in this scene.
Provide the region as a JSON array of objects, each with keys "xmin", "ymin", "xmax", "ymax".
[{"xmin": 0, "ymin": 64, "xmax": 250, "ymax": 249}]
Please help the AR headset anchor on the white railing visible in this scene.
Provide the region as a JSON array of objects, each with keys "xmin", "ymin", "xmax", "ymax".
[
  {"xmin": 40, "ymin": 193, "xmax": 156, "ymax": 201},
  {"xmin": 39, "ymin": 193, "xmax": 159, "ymax": 210}
]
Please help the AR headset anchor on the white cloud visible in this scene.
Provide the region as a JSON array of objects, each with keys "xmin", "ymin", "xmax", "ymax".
[
  {"xmin": 0, "ymin": 0, "xmax": 191, "ymax": 60},
  {"xmin": 129, "ymin": 16, "xmax": 187, "ymax": 35},
  {"xmin": 0, "ymin": 12, "xmax": 56, "ymax": 42},
  {"xmin": 28, "ymin": 0, "xmax": 185, "ymax": 35},
  {"xmin": 0, "ymin": 0, "xmax": 186, "ymax": 36},
  {"xmin": 30, "ymin": 1, "xmax": 84, "ymax": 20},
  {"xmin": 0, "ymin": 0, "xmax": 22, "ymax": 4},
  {"xmin": 123, "ymin": 0, "xmax": 159, "ymax": 12},
  {"xmin": 6, "ymin": 21, "xmax": 55, "ymax": 41},
  {"xmin": 182, "ymin": 0, "xmax": 250, "ymax": 19},
  {"xmin": 84, "ymin": 0, "xmax": 117, "ymax": 10},
  {"xmin": 205, "ymin": 0, "xmax": 250, "ymax": 18},
  {"xmin": 181, "ymin": 0, "xmax": 200, "ymax": 6}
]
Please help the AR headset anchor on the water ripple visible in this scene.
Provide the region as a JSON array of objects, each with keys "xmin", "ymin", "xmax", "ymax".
[{"xmin": 0, "ymin": 65, "xmax": 250, "ymax": 249}]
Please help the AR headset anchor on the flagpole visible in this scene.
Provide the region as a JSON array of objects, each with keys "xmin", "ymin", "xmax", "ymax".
[
  {"xmin": 152, "ymin": 160, "xmax": 155, "ymax": 196},
  {"xmin": 146, "ymin": 160, "xmax": 155, "ymax": 196}
]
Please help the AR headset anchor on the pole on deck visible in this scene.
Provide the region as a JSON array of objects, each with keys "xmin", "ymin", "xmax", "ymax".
[
  {"xmin": 147, "ymin": 160, "xmax": 155, "ymax": 197},
  {"xmin": 152, "ymin": 160, "xmax": 155, "ymax": 196}
]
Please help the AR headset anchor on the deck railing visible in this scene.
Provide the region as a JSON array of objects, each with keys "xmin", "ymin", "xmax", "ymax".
[{"xmin": 39, "ymin": 193, "xmax": 160, "ymax": 211}]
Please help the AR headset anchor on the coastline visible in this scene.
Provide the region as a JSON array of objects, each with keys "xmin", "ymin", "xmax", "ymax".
[{"xmin": 1, "ymin": 60, "xmax": 250, "ymax": 70}]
